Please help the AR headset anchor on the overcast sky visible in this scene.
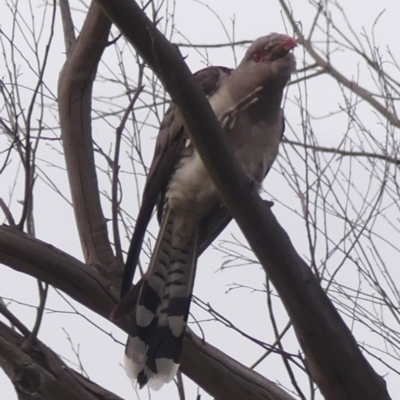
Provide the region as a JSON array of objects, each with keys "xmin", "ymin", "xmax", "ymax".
[{"xmin": 1, "ymin": 1, "xmax": 399, "ymax": 399}]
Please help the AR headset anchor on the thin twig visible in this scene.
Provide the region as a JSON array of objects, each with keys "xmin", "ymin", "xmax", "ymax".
[{"xmin": 20, "ymin": 281, "xmax": 48, "ymax": 351}]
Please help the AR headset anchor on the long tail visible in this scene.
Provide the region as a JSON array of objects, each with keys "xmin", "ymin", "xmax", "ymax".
[{"xmin": 124, "ymin": 207, "xmax": 199, "ymax": 390}]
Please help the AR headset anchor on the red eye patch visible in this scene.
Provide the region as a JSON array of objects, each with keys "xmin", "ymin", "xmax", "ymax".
[{"xmin": 252, "ymin": 50, "xmax": 263, "ymax": 63}]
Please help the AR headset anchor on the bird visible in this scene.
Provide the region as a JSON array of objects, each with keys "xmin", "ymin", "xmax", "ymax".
[{"xmin": 119, "ymin": 33, "xmax": 296, "ymax": 390}]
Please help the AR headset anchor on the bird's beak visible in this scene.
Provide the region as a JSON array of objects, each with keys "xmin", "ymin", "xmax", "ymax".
[
  {"xmin": 267, "ymin": 35, "xmax": 297, "ymax": 62},
  {"xmin": 281, "ymin": 35, "xmax": 297, "ymax": 52}
]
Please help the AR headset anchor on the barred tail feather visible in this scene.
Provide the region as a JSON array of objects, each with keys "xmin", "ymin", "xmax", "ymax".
[{"xmin": 124, "ymin": 208, "xmax": 199, "ymax": 389}]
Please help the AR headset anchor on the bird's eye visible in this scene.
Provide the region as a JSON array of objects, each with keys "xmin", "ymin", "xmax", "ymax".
[{"xmin": 252, "ymin": 51, "xmax": 263, "ymax": 63}]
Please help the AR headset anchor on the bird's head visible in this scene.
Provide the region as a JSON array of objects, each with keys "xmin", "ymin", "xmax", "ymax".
[{"xmin": 238, "ymin": 33, "xmax": 296, "ymax": 88}]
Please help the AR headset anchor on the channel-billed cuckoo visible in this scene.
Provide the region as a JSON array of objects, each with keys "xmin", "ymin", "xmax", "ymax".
[{"xmin": 119, "ymin": 33, "xmax": 296, "ymax": 389}]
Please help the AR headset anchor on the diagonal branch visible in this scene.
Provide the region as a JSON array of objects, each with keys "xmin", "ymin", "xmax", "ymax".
[{"xmin": 0, "ymin": 321, "xmax": 124, "ymax": 400}]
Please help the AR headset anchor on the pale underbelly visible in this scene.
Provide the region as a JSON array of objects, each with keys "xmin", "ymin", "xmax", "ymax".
[
  {"xmin": 166, "ymin": 135, "xmax": 278, "ymax": 216},
  {"xmin": 167, "ymin": 152, "xmax": 218, "ymax": 216}
]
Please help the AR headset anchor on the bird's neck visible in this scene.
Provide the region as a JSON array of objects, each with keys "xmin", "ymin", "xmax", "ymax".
[{"xmin": 227, "ymin": 70, "xmax": 286, "ymax": 122}]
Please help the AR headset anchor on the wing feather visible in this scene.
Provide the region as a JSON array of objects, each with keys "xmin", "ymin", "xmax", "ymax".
[{"xmin": 121, "ymin": 66, "xmax": 233, "ymax": 298}]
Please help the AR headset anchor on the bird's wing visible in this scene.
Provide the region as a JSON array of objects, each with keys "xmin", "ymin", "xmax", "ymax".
[{"xmin": 121, "ymin": 66, "xmax": 233, "ymax": 298}]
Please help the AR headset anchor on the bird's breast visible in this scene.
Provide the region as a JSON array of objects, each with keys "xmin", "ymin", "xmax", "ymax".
[
  {"xmin": 231, "ymin": 116, "xmax": 282, "ymax": 183},
  {"xmin": 166, "ymin": 152, "xmax": 218, "ymax": 216}
]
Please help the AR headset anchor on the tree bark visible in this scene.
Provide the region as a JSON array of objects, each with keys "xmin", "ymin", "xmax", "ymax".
[
  {"xmin": 0, "ymin": 321, "xmax": 124, "ymax": 400},
  {"xmin": 58, "ymin": 1, "xmax": 121, "ymax": 284}
]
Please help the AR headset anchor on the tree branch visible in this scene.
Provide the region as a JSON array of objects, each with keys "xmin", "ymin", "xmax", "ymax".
[
  {"xmin": 278, "ymin": 0, "xmax": 400, "ymax": 129},
  {"xmin": 282, "ymin": 138, "xmax": 400, "ymax": 165},
  {"xmin": 182, "ymin": 329, "xmax": 296, "ymax": 400},
  {"xmin": 0, "ymin": 225, "xmax": 296, "ymax": 400},
  {"xmin": 58, "ymin": 1, "xmax": 121, "ymax": 282},
  {"xmin": 0, "ymin": 225, "xmax": 117, "ymax": 317},
  {"xmin": 0, "ymin": 321, "xmax": 124, "ymax": 400}
]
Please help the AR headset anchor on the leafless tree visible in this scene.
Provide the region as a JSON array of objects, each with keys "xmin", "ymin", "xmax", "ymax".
[{"xmin": 0, "ymin": 0, "xmax": 398, "ymax": 399}]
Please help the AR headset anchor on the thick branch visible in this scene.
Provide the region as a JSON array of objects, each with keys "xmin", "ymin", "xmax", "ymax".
[
  {"xmin": 0, "ymin": 321, "xmax": 124, "ymax": 400},
  {"xmin": 0, "ymin": 226, "xmax": 295, "ymax": 400},
  {"xmin": 58, "ymin": 1, "xmax": 120, "ymax": 281},
  {"xmin": 0, "ymin": 225, "xmax": 117, "ymax": 317},
  {"xmin": 94, "ymin": 1, "xmax": 391, "ymax": 399},
  {"xmin": 183, "ymin": 329, "xmax": 296, "ymax": 400}
]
